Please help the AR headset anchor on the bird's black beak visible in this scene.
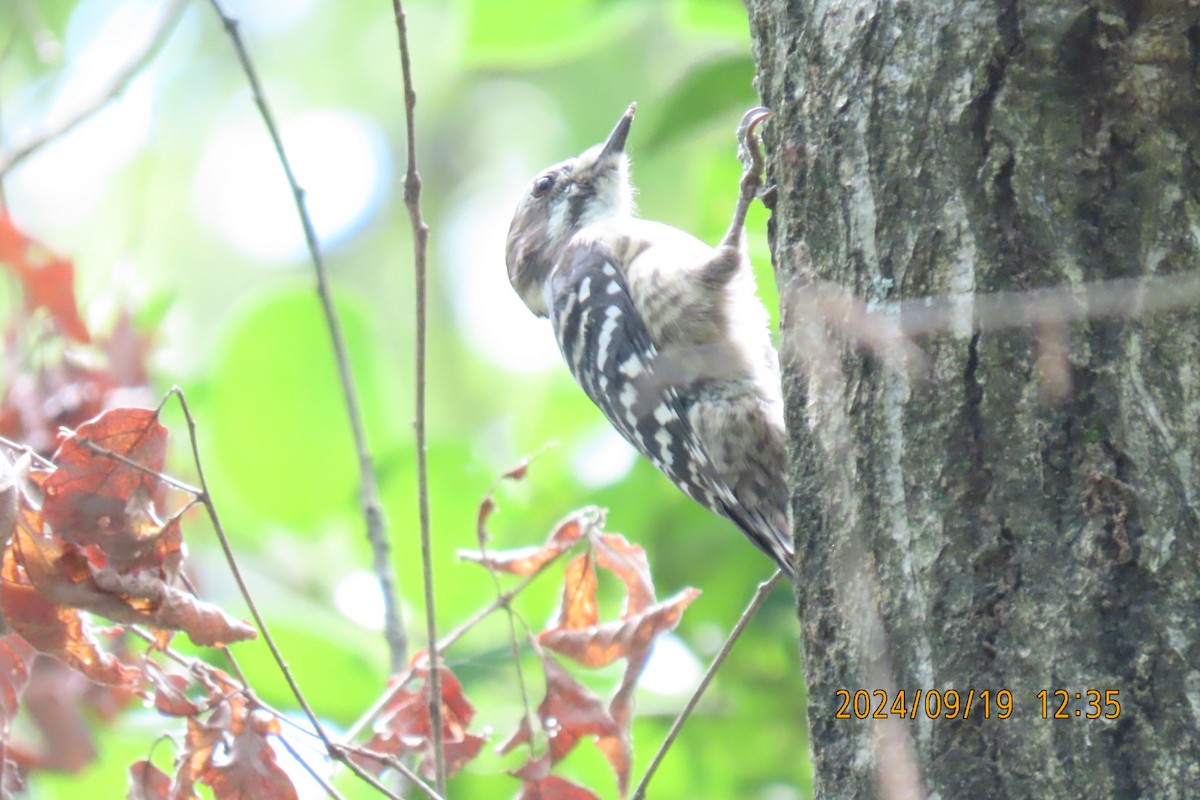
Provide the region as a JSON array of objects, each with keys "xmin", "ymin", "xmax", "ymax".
[{"xmin": 599, "ymin": 102, "xmax": 637, "ymax": 160}]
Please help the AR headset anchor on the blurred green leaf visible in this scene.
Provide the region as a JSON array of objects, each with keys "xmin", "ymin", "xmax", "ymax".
[
  {"xmin": 671, "ymin": 0, "xmax": 751, "ymax": 37},
  {"xmin": 131, "ymin": 289, "xmax": 177, "ymax": 331},
  {"xmin": 463, "ymin": 0, "xmax": 643, "ymax": 67},
  {"xmin": 231, "ymin": 605, "xmax": 387, "ymax": 723},
  {"xmin": 206, "ymin": 284, "xmax": 392, "ymax": 535},
  {"xmin": 642, "ymin": 52, "xmax": 757, "ymax": 151}
]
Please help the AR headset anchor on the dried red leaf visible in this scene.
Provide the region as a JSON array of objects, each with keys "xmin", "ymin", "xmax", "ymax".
[
  {"xmin": 591, "ymin": 533, "xmax": 654, "ymax": 617},
  {"xmin": 173, "ymin": 693, "xmax": 254, "ymax": 799},
  {"xmin": 513, "ymin": 756, "xmax": 602, "ymax": 800},
  {"xmin": 0, "ymin": 457, "xmax": 21, "ymax": 636},
  {"xmin": 190, "ymin": 661, "xmax": 242, "ymax": 699},
  {"xmin": 0, "ymin": 755, "xmax": 26, "ymax": 799},
  {"xmin": 540, "ymin": 587, "xmax": 701, "ymax": 669},
  {"xmin": 0, "ymin": 634, "xmax": 34, "ymax": 728},
  {"xmin": 0, "ymin": 356, "xmax": 117, "ymax": 457},
  {"xmin": 42, "ymin": 408, "xmax": 171, "ymax": 571},
  {"xmin": 460, "ymin": 510, "xmax": 593, "ymax": 576},
  {"xmin": 104, "ymin": 310, "xmax": 153, "ymax": 389},
  {"xmin": 23, "ymin": 665, "xmax": 95, "ymax": 773},
  {"xmin": 527, "ymin": 530, "xmax": 700, "ymax": 797},
  {"xmin": 518, "ymin": 774, "xmax": 601, "ymax": 800},
  {"xmin": 14, "ymin": 523, "xmax": 255, "ymax": 647},
  {"xmin": 202, "ymin": 710, "xmax": 298, "ymax": 800},
  {"xmin": 552, "ymin": 554, "xmax": 598, "ymax": 631},
  {"xmin": 536, "ymin": 654, "xmax": 620, "ymax": 765},
  {"xmin": 0, "ymin": 452, "xmax": 25, "ymax": 564},
  {"xmin": 90, "ymin": 566, "xmax": 257, "ymax": 647},
  {"xmin": 498, "ymin": 714, "xmax": 535, "ymax": 756},
  {"xmin": 174, "ymin": 690, "xmax": 300, "ymax": 796},
  {"xmin": 0, "ymin": 213, "xmax": 90, "ymax": 343},
  {"xmin": 1, "ymin": 543, "xmax": 136, "ymax": 685},
  {"xmin": 143, "ymin": 660, "xmax": 202, "ymax": 717},
  {"xmin": 360, "ymin": 664, "xmax": 485, "ymax": 780},
  {"xmin": 127, "ymin": 759, "xmax": 171, "ymax": 800},
  {"xmin": 475, "ymin": 456, "xmax": 539, "ymax": 547},
  {"xmin": 476, "ymin": 496, "xmax": 498, "ymax": 546}
]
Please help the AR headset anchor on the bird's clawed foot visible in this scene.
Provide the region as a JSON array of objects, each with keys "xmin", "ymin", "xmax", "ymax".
[
  {"xmin": 736, "ymin": 106, "xmax": 772, "ymax": 194},
  {"xmin": 721, "ymin": 106, "xmax": 773, "ymax": 250}
]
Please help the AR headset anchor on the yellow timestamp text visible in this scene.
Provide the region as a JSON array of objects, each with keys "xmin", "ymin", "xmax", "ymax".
[{"xmin": 1037, "ymin": 689, "xmax": 1121, "ymax": 719}]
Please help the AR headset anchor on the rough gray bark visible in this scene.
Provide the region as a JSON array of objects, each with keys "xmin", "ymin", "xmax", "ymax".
[{"xmin": 744, "ymin": 1, "xmax": 1200, "ymax": 798}]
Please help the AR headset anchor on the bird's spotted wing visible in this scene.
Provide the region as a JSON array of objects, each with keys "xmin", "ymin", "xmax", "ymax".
[{"xmin": 547, "ymin": 240, "xmax": 790, "ymax": 573}]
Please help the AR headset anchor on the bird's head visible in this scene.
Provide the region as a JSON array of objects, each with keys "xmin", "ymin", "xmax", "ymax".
[{"xmin": 506, "ymin": 102, "xmax": 637, "ymax": 317}]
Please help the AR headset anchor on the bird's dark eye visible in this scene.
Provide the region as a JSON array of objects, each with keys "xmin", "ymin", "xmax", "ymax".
[{"xmin": 532, "ymin": 174, "xmax": 555, "ymax": 197}]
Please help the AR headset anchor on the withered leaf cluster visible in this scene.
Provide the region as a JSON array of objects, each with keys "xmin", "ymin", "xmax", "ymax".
[
  {"xmin": 464, "ymin": 493, "xmax": 700, "ymax": 798},
  {"xmin": 1, "ymin": 214, "xmax": 267, "ymax": 798}
]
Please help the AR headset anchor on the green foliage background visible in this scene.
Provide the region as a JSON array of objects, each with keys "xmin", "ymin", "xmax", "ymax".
[{"xmin": 2, "ymin": 0, "xmax": 808, "ymax": 796}]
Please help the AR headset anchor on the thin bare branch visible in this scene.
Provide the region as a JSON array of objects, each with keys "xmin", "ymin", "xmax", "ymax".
[
  {"xmin": 331, "ymin": 758, "xmax": 408, "ymax": 800},
  {"xmin": 76, "ymin": 437, "xmax": 202, "ymax": 496},
  {"xmin": 165, "ymin": 387, "xmax": 336, "ymax": 750},
  {"xmin": 203, "ymin": 0, "xmax": 407, "ymax": 671},
  {"xmin": 127, "ymin": 625, "xmax": 347, "ymax": 799},
  {"xmin": 475, "ymin": 468, "xmax": 540, "ymax": 760},
  {"xmin": 0, "ymin": 435, "xmax": 54, "ymax": 469},
  {"xmin": 0, "ymin": 0, "xmax": 187, "ymax": 179},
  {"xmin": 168, "ymin": 386, "xmax": 433, "ymax": 798},
  {"xmin": 344, "ymin": 540, "xmax": 573, "ymax": 744},
  {"xmin": 334, "ymin": 744, "xmax": 447, "ymax": 800},
  {"xmin": 274, "ymin": 734, "xmax": 347, "ymax": 800},
  {"xmin": 631, "ymin": 570, "xmax": 785, "ymax": 800},
  {"xmin": 389, "ymin": 0, "xmax": 444, "ymax": 792}
]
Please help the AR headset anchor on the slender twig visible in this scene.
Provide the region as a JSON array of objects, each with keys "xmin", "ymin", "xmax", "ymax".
[
  {"xmin": 334, "ymin": 744, "xmax": 446, "ymax": 800},
  {"xmin": 76, "ymin": 438, "xmax": 203, "ymax": 496},
  {"xmin": 389, "ymin": 0, "xmax": 444, "ymax": 793},
  {"xmin": 128, "ymin": 625, "xmax": 347, "ymax": 798},
  {"xmin": 166, "ymin": 386, "xmax": 435, "ymax": 799},
  {"xmin": 0, "ymin": 0, "xmax": 188, "ymax": 179},
  {"xmin": 344, "ymin": 542, "xmax": 573, "ymax": 744},
  {"xmin": 0, "ymin": 436, "xmax": 53, "ymax": 469},
  {"xmin": 203, "ymin": 0, "xmax": 407, "ymax": 672},
  {"xmin": 476, "ymin": 474, "xmax": 538, "ymax": 760},
  {"xmin": 166, "ymin": 388, "xmax": 334, "ymax": 745},
  {"xmin": 631, "ymin": 570, "xmax": 785, "ymax": 800},
  {"xmin": 274, "ymin": 734, "xmax": 348, "ymax": 800}
]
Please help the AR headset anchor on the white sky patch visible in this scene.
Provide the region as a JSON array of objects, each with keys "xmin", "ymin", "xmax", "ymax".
[
  {"xmin": 441, "ymin": 81, "xmax": 570, "ymax": 373},
  {"xmin": 638, "ymin": 633, "xmax": 702, "ymax": 696},
  {"xmin": 217, "ymin": 0, "xmax": 318, "ymax": 34},
  {"xmin": 6, "ymin": 77, "xmax": 154, "ymax": 229},
  {"xmin": 332, "ymin": 570, "xmax": 386, "ymax": 631},
  {"xmin": 62, "ymin": 0, "xmax": 168, "ymax": 89},
  {"xmin": 571, "ymin": 425, "xmax": 637, "ymax": 488},
  {"xmin": 441, "ymin": 176, "xmax": 564, "ymax": 372},
  {"xmin": 5, "ymin": 0, "xmax": 162, "ymax": 229},
  {"xmin": 192, "ymin": 108, "xmax": 389, "ymax": 262}
]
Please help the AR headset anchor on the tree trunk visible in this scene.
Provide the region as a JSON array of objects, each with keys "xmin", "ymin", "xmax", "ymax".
[{"xmin": 745, "ymin": 1, "xmax": 1200, "ymax": 797}]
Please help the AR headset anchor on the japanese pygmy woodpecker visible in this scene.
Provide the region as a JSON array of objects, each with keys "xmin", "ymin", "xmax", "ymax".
[{"xmin": 504, "ymin": 103, "xmax": 792, "ymax": 577}]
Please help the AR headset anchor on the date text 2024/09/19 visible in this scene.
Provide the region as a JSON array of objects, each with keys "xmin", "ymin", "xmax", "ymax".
[{"xmin": 833, "ymin": 689, "xmax": 1122, "ymax": 720}]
